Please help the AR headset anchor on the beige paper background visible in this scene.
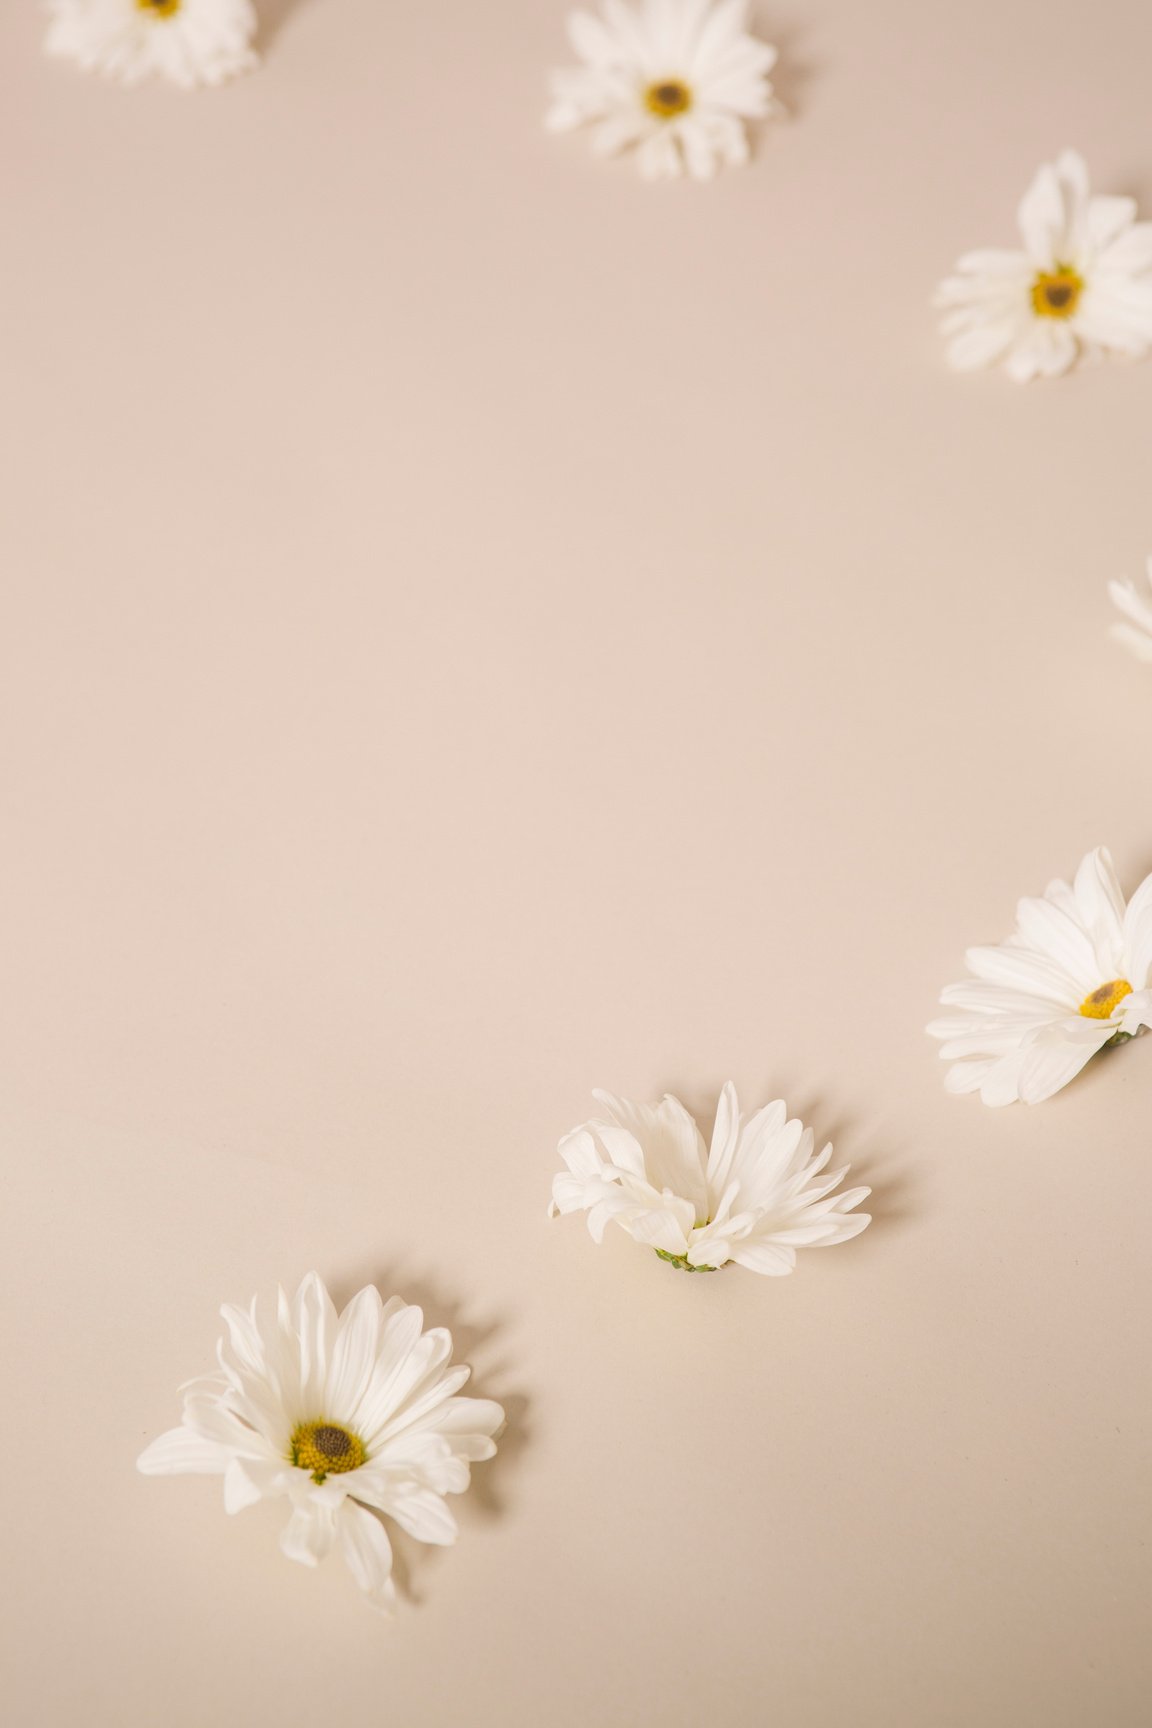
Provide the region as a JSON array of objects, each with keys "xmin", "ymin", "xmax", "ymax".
[{"xmin": 3, "ymin": 2, "xmax": 1152, "ymax": 1723}]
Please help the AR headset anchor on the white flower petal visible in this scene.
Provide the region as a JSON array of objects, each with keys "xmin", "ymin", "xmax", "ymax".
[
  {"xmin": 222, "ymin": 1457, "xmax": 269, "ymax": 1513},
  {"xmin": 279, "ymin": 1501, "xmax": 337, "ymax": 1568},
  {"xmin": 1123, "ymin": 871, "xmax": 1152, "ymax": 988},
  {"xmin": 592, "ymin": 1091, "xmax": 708, "ymax": 1213},
  {"xmin": 1017, "ymin": 159, "xmax": 1067, "ymax": 269},
  {"xmin": 1119, "ymin": 990, "xmax": 1152, "ymax": 1036},
  {"xmin": 729, "ymin": 1241, "xmax": 797, "ymax": 1276},
  {"xmin": 1016, "ymin": 1026, "xmax": 1114, "ymax": 1104},
  {"xmin": 1072, "ymin": 846, "xmax": 1127, "ymax": 973},
  {"xmin": 137, "ymin": 1425, "xmax": 230, "ymax": 1476},
  {"xmin": 378, "ymin": 1485, "xmax": 459, "ymax": 1547},
  {"xmin": 324, "ymin": 1285, "xmax": 385, "ymax": 1420},
  {"xmin": 945, "ymin": 322, "xmax": 1019, "ymax": 371},
  {"xmin": 1085, "ymin": 194, "xmax": 1139, "ymax": 255},
  {"xmin": 338, "ymin": 1501, "xmax": 396, "ymax": 1612}
]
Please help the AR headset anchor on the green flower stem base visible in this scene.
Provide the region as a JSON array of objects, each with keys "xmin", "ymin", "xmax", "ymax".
[
  {"xmin": 1104, "ymin": 1030, "xmax": 1134, "ymax": 1049},
  {"xmin": 654, "ymin": 1248, "xmax": 721, "ymax": 1273}
]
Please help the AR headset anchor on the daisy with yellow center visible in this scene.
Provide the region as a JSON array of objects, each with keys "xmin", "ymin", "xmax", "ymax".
[
  {"xmin": 139, "ymin": 1274, "xmax": 504, "ymax": 1612},
  {"xmin": 546, "ymin": 0, "xmax": 781, "ymax": 181},
  {"xmin": 929, "ymin": 847, "xmax": 1152, "ymax": 1106},
  {"xmin": 44, "ymin": 0, "xmax": 258, "ymax": 87},
  {"xmin": 936, "ymin": 150, "xmax": 1152, "ymax": 381}
]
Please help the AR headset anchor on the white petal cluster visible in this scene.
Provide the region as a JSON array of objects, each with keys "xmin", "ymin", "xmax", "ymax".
[
  {"xmin": 550, "ymin": 1083, "xmax": 870, "ymax": 1274},
  {"xmin": 138, "ymin": 1274, "xmax": 504, "ymax": 1612},
  {"xmin": 45, "ymin": 0, "xmax": 257, "ymax": 88},
  {"xmin": 936, "ymin": 150, "xmax": 1152, "ymax": 380},
  {"xmin": 929, "ymin": 848, "xmax": 1152, "ymax": 1106},
  {"xmin": 1109, "ymin": 557, "xmax": 1152, "ymax": 664},
  {"xmin": 546, "ymin": 0, "xmax": 780, "ymax": 180}
]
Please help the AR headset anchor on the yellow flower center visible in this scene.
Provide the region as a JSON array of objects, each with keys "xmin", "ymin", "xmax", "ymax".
[
  {"xmin": 289, "ymin": 1420, "xmax": 366, "ymax": 1484},
  {"xmin": 1079, "ymin": 979, "xmax": 1133, "ymax": 1020},
  {"xmin": 1031, "ymin": 266, "xmax": 1083, "ymax": 319},
  {"xmin": 644, "ymin": 79, "xmax": 693, "ymax": 120},
  {"xmin": 136, "ymin": 0, "xmax": 182, "ymax": 16}
]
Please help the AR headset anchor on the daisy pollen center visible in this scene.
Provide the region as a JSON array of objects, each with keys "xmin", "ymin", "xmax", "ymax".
[
  {"xmin": 1031, "ymin": 265, "xmax": 1084, "ymax": 319},
  {"xmin": 137, "ymin": 0, "xmax": 182, "ymax": 15},
  {"xmin": 644, "ymin": 78, "xmax": 693, "ymax": 119},
  {"xmin": 290, "ymin": 1420, "xmax": 366, "ymax": 1483},
  {"xmin": 1079, "ymin": 978, "xmax": 1133, "ymax": 1020}
]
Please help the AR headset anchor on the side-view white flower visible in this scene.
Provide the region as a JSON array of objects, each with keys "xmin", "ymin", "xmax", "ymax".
[
  {"xmin": 935, "ymin": 149, "xmax": 1152, "ymax": 381},
  {"xmin": 44, "ymin": 0, "xmax": 257, "ymax": 88},
  {"xmin": 549, "ymin": 1083, "xmax": 870, "ymax": 1274},
  {"xmin": 1109, "ymin": 556, "xmax": 1152, "ymax": 664},
  {"xmin": 138, "ymin": 1274, "xmax": 504, "ymax": 1612},
  {"xmin": 928, "ymin": 847, "xmax": 1152, "ymax": 1106},
  {"xmin": 546, "ymin": 0, "xmax": 780, "ymax": 181}
]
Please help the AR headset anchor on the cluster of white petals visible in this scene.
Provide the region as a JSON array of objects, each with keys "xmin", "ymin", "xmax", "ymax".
[
  {"xmin": 550, "ymin": 1083, "xmax": 870, "ymax": 1273},
  {"xmin": 546, "ymin": 0, "xmax": 780, "ymax": 180},
  {"xmin": 44, "ymin": 0, "xmax": 257, "ymax": 88},
  {"xmin": 929, "ymin": 847, "xmax": 1152, "ymax": 1106},
  {"xmin": 936, "ymin": 149, "xmax": 1152, "ymax": 382},
  {"xmin": 138, "ymin": 1274, "xmax": 503, "ymax": 1612}
]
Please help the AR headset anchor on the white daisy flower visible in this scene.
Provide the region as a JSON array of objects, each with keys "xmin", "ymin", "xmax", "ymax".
[
  {"xmin": 138, "ymin": 1273, "xmax": 504, "ymax": 1612},
  {"xmin": 929, "ymin": 847, "xmax": 1152, "ymax": 1107},
  {"xmin": 44, "ymin": 0, "xmax": 257, "ymax": 89},
  {"xmin": 935, "ymin": 149, "xmax": 1152, "ymax": 381},
  {"xmin": 545, "ymin": 0, "xmax": 781, "ymax": 182},
  {"xmin": 1109, "ymin": 556, "xmax": 1152, "ymax": 664},
  {"xmin": 549, "ymin": 1083, "xmax": 870, "ymax": 1274}
]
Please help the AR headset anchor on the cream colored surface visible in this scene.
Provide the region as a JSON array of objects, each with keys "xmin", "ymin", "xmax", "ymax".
[{"xmin": 3, "ymin": 3, "xmax": 1152, "ymax": 1724}]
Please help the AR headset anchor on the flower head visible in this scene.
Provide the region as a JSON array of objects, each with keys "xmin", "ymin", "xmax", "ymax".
[
  {"xmin": 935, "ymin": 150, "xmax": 1152, "ymax": 380},
  {"xmin": 928, "ymin": 847, "xmax": 1152, "ymax": 1106},
  {"xmin": 1109, "ymin": 556, "xmax": 1152, "ymax": 664},
  {"xmin": 45, "ymin": 0, "xmax": 257, "ymax": 88},
  {"xmin": 549, "ymin": 1083, "xmax": 870, "ymax": 1274},
  {"xmin": 546, "ymin": 0, "xmax": 781, "ymax": 181},
  {"xmin": 138, "ymin": 1274, "xmax": 504, "ymax": 1612}
]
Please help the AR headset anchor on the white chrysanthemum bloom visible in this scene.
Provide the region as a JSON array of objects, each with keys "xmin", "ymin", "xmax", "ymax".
[
  {"xmin": 138, "ymin": 1274, "xmax": 504, "ymax": 1612},
  {"xmin": 45, "ymin": 0, "xmax": 257, "ymax": 88},
  {"xmin": 935, "ymin": 150, "xmax": 1152, "ymax": 381},
  {"xmin": 929, "ymin": 848, "xmax": 1152, "ymax": 1107},
  {"xmin": 545, "ymin": 0, "xmax": 780, "ymax": 181},
  {"xmin": 549, "ymin": 1084, "xmax": 870, "ymax": 1274},
  {"xmin": 1109, "ymin": 556, "xmax": 1152, "ymax": 664}
]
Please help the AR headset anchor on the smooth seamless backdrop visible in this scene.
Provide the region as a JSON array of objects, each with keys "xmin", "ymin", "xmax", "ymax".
[{"xmin": 2, "ymin": 2, "xmax": 1151, "ymax": 1724}]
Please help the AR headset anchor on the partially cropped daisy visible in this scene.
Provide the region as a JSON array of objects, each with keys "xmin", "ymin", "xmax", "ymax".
[
  {"xmin": 138, "ymin": 1274, "xmax": 504, "ymax": 1612},
  {"xmin": 546, "ymin": 0, "xmax": 780, "ymax": 181},
  {"xmin": 1109, "ymin": 556, "xmax": 1152, "ymax": 664},
  {"xmin": 549, "ymin": 1083, "xmax": 870, "ymax": 1274},
  {"xmin": 45, "ymin": 0, "xmax": 257, "ymax": 88},
  {"xmin": 935, "ymin": 150, "xmax": 1152, "ymax": 381},
  {"xmin": 929, "ymin": 847, "xmax": 1152, "ymax": 1106}
]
